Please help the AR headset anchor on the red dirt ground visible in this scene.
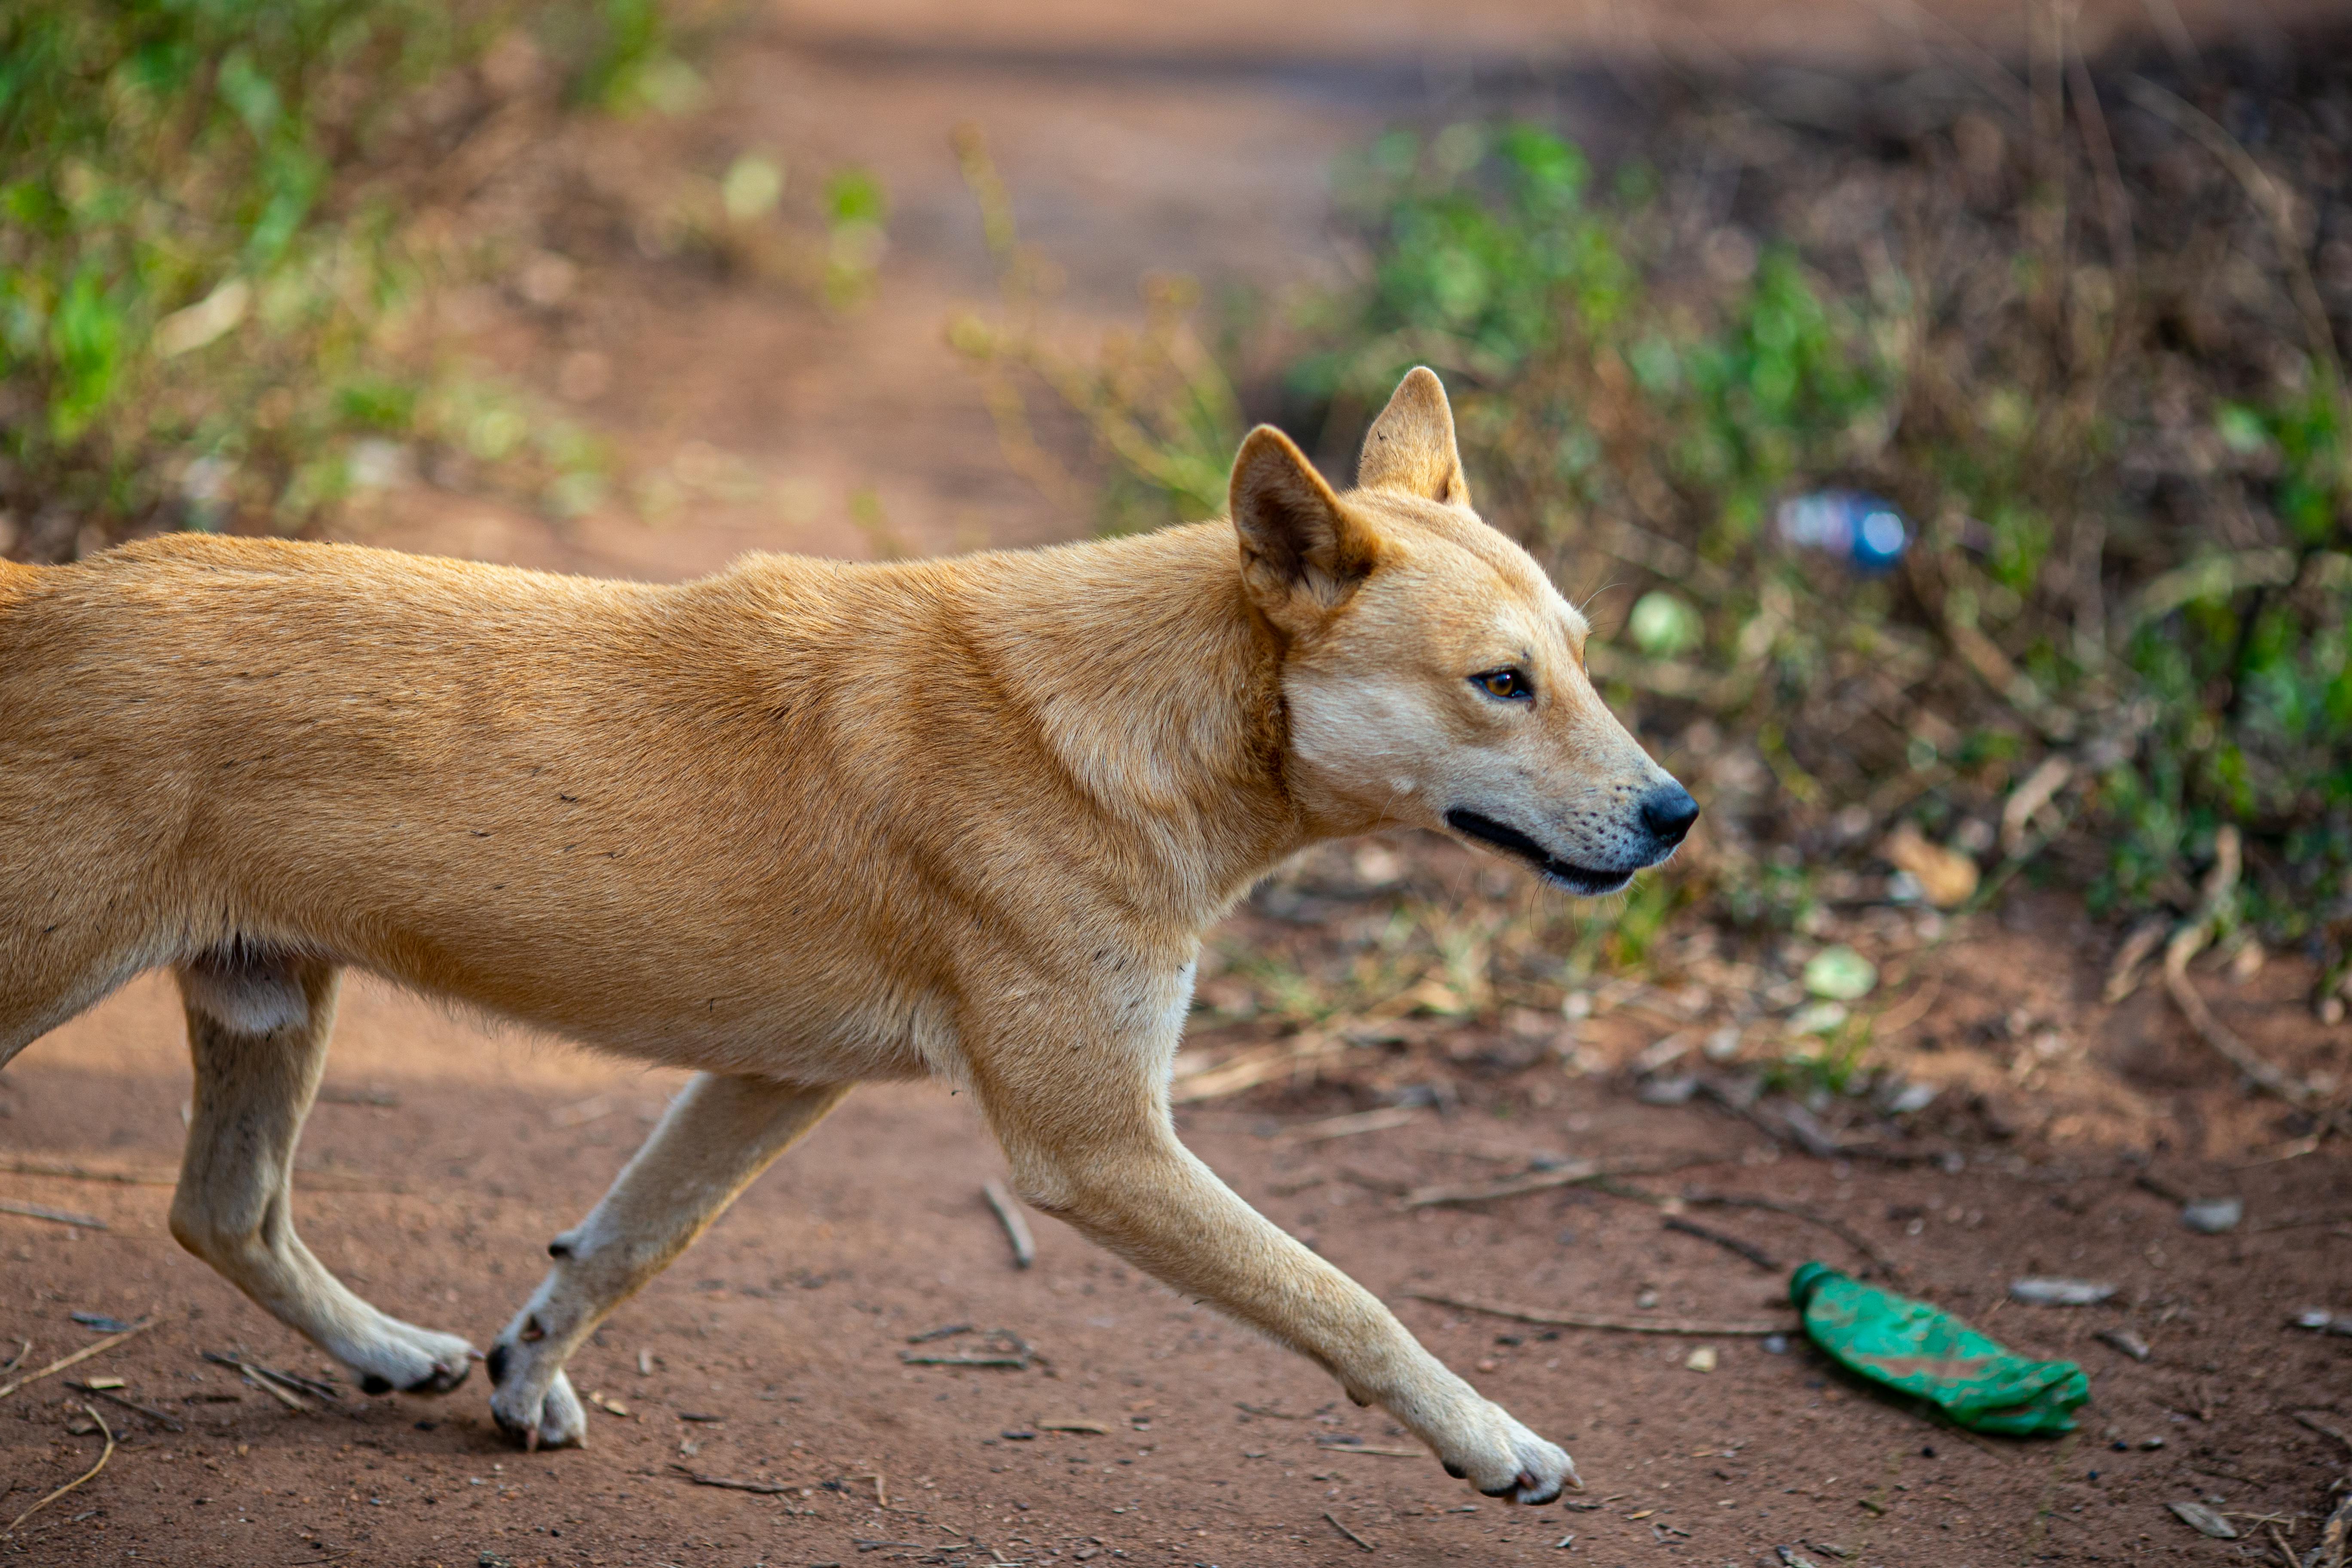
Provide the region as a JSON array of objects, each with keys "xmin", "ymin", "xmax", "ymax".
[
  {"xmin": 3, "ymin": 956, "xmax": 2347, "ymax": 1567},
  {"xmin": 7, "ymin": 3, "xmax": 2351, "ymax": 1565}
]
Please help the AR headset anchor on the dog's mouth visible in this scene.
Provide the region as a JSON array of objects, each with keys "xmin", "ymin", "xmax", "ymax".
[{"xmin": 1443, "ymin": 808, "xmax": 1633, "ymax": 897}]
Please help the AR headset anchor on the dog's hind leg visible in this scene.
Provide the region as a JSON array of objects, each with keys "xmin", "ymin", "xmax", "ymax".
[
  {"xmin": 487, "ymin": 1072, "xmax": 851, "ymax": 1449},
  {"xmin": 171, "ymin": 949, "xmax": 477, "ymax": 1396}
]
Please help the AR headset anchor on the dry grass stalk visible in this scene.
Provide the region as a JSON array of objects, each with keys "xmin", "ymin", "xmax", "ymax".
[
  {"xmin": 1404, "ymin": 1155, "xmax": 1712, "ymax": 1210},
  {"xmin": 1401, "ymin": 1289, "xmax": 1796, "ymax": 1337},
  {"xmin": 1323, "ymin": 1510, "xmax": 1375, "ymax": 1551},
  {"xmin": 668, "ymin": 1464, "xmax": 790, "ymax": 1494},
  {"xmin": 0, "ymin": 1197, "xmax": 106, "ymax": 1229},
  {"xmin": 2, "ymin": 1403, "xmax": 114, "ymax": 1536},
  {"xmin": 1171, "ymin": 1033, "xmax": 1348, "ymax": 1103},
  {"xmin": 0, "ymin": 1322, "xmax": 152, "ymax": 1403},
  {"xmin": 981, "ymin": 1180, "xmax": 1036, "ymax": 1269},
  {"xmin": 0, "ymin": 1155, "xmax": 175, "ymax": 1186},
  {"xmin": 71, "ymin": 1381, "xmax": 184, "ymax": 1432}
]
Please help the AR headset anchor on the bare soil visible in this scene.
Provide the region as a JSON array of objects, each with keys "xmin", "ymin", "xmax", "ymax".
[
  {"xmin": 2, "ymin": 959, "xmax": 2347, "ymax": 1568},
  {"xmin": 8, "ymin": 3, "xmax": 2352, "ymax": 1565}
]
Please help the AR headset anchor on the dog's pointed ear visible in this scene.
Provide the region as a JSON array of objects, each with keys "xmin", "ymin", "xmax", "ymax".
[
  {"xmin": 1231, "ymin": 425, "xmax": 1379, "ymax": 630},
  {"xmin": 1357, "ymin": 366, "xmax": 1469, "ymax": 506}
]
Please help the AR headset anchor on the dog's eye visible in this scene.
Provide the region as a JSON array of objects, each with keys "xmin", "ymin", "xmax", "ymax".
[{"xmin": 1472, "ymin": 668, "xmax": 1531, "ymax": 701}]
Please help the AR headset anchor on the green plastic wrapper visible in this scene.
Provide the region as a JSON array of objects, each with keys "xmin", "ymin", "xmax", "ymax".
[{"xmin": 1790, "ymin": 1261, "xmax": 2089, "ymax": 1436}]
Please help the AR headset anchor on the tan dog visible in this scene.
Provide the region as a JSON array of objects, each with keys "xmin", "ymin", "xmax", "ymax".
[{"xmin": 0, "ymin": 369, "xmax": 1693, "ymax": 1502}]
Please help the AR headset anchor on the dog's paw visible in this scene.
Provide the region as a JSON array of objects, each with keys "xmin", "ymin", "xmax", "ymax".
[
  {"xmin": 346, "ymin": 1322, "xmax": 476, "ymax": 1398},
  {"xmin": 487, "ymin": 1348, "xmax": 587, "ymax": 1452},
  {"xmin": 1438, "ymin": 1405, "xmax": 1578, "ymax": 1506}
]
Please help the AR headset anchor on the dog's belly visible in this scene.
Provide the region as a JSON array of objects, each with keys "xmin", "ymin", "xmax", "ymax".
[
  {"xmin": 560, "ymin": 972, "xmax": 954, "ymax": 1084},
  {"xmin": 339, "ymin": 909, "xmax": 959, "ymax": 1086}
]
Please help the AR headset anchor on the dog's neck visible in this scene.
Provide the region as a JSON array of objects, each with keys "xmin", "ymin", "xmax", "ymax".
[{"xmin": 953, "ymin": 521, "xmax": 1308, "ymax": 929}]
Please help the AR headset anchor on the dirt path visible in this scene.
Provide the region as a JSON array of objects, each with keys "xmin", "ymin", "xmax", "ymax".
[
  {"xmin": 3, "ymin": 972, "xmax": 2346, "ymax": 1566},
  {"xmin": 9, "ymin": 4, "xmax": 2352, "ymax": 1565}
]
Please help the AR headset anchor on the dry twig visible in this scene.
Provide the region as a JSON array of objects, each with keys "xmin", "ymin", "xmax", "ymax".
[
  {"xmin": 2292, "ymin": 1410, "xmax": 2352, "ymax": 1456},
  {"xmin": 1401, "ymin": 1289, "xmax": 1796, "ymax": 1338},
  {"xmin": 982, "ymin": 1181, "xmax": 1036, "ymax": 1270},
  {"xmin": 0, "ymin": 1155, "xmax": 174, "ymax": 1186},
  {"xmin": 3, "ymin": 1403, "xmax": 114, "ymax": 1536},
  {"xmin": 2158, "ymin": 827, "xmax": 2330, "ymax": 1119},
  {"xmin": 1282, "ymin": 1107, "xmax": 1422, "ymax": 1144},
  {"xmin": 668, "ymin": 1464, "xmax": 790, "ymax": 1494},
  {"xmin": 1679, "ymin": 1191, "xmax": 1905, "ymax": 1280},
  {"xmin": 1172, "ymin": 1033, "xmax": 1346, "ymax": 1103},
  {"xmin": 0, "ymin": 1321, "xmax": 151, "ymax": 1402},
  {"xmin": 1405, "ymin": 1154, "xmax": 1715, "ymax": 1210},
  {"xmin": 69, "ymin": 1380, "xmax": 184, "ymax": 1432},
  {"xmin": 202, "ymin": 1351, "xmax": 318, "ymax": 1412},
  {"xmin": 1323, "ymin": 1510, "xmax": 1375, "ymax": 1552},
  {"xmin": 1661, "ymin": 1216, "xmax": 1780, "ymax": 1271},
  {"xmin": 0, "ymin": 1198, "xmax": 106, "ymax": 1230}
]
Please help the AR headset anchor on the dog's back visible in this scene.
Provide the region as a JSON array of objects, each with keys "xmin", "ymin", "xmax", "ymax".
[
  {"xmin": 2, "ymin": 533, "xmax": 850, "ymax": 1067},
  {"xmin": 0, "ymin": 528, "xmax": 1270, "ymax": 1077}
]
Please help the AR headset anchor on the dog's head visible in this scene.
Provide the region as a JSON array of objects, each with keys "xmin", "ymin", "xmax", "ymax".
[{"xmin": 1233, "ymin": 367, "xmax": 1696, "ymax": 896}]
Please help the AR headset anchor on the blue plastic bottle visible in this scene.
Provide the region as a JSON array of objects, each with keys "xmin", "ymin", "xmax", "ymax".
[{"xmin": 1775, "ymin": 490, "xmax": 1909, "ymax": 574}]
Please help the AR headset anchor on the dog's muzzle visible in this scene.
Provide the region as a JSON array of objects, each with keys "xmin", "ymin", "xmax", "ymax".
[{"xmin": 1444, "ymin": 783, "xmax": 1698, "ymax": 897}]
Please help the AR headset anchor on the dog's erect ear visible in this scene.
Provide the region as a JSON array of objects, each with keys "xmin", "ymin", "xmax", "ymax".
[
  {"xmin": 1231, "ymin": 425, "xmax": 1379, "ymax": 630},
  {"xmin": 1357, "ymin": 366, "xmax": 1469, "ymax": 506}
]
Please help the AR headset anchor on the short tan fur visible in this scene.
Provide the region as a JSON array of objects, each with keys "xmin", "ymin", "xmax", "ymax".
[{"xmin": 0, "ymin": 369, "xmax": 1693, "ymax": 1501}]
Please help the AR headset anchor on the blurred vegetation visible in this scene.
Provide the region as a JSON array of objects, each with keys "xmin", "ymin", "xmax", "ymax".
[
  {"xmin": 963, "ymin": 53, "xmax": 2352, "ymax": 964},
  {"xmin": 0, "ymin": 0, "xmax": 706, "ymax": 557}
]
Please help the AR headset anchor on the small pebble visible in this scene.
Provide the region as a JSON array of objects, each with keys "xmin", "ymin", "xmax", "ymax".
[
  {"xmin": 2180, "ymin": 1197, "xmax": 2242, "ymax": 1234},
  {"xmin": 2009, "ymin": 1277, "xmax": 2116, "ymax": 1307}
]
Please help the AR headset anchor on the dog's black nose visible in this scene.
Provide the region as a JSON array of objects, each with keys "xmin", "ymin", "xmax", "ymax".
[{"xmin": 1639, "ymin": 783, "xmax": 1700, "ymax": 846}]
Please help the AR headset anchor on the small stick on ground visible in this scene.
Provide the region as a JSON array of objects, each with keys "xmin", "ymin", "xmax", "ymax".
[
  {"xmin": 982, "ymin": 1181, "xmax": 1035, "ymax": 1270},
  {"xmin": 2292, "ymin": 1409, "xmax": 2352, "ymax": 1455},
  {"xmin": 668, "ymin": 1464, "xmax": 790, "ymax": 1494},
  {"xmin": 906, "ymin": 1323, "xmax": 974, "ymax": 1344},
  {"xmin": 1679, "ymin": 1191, "xmax": 1905, "ymax": 1280},
  {"xmin": 2, "ymin": 1403, "xmax": 113, "ymax": 1536},
  {"xmin": 2163, "ymin": 951, "xmax": 2318, "ymax": 1107},
  {"xmin": 70, "ymin": 1381, "xmax": 184, "ymax": 1433},
  {"xmin": 1323, "ymin": 1510, "xmax": 1375, "ymax": 1552},
  {"xmin": 0, "ymin": 1155, "xmax": 175, "ymax": 1187},
  {"xmin": 1661, "ymin": 1216, "xmax": 1780, "ymax": 1271},
  {"xmin": 1404, "ymin": 1155, "xmax": 1717, "ymax": 1210},
  {"xmin": 856, "ymin": 1470, "xmax": 889, "ymax": 1508},
  {"xmin": 0, "ymin": 1321, "xmax": 151, "ymax": 1402},
  {"xmin": 1283, "ymin": 1107, "xmax": 1422, "ymax": 1145},
  {"xmin": 0, "ymin": 1339, "xmax": 27, "ymax": 1374},
  {"xmin": 0, "ymin": 1198, "xmax": 106, "ymax": 1230},
  {"xmin": 201, "ymin": 1352, "xmax": 313, "ymax": 1412},
  {"xmin": 1400, "ymin": 1289, "xmax": 1796, "ymax": 1338}
]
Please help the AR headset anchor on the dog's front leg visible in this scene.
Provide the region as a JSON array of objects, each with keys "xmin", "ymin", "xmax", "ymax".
[
  {"xmin": 973, "ymin": 1038, "xmax": 1576, "ymax": 1505},
  {"xmin": 487, "ymin": 1073, "xmax": 851, "ymax": 1449}
]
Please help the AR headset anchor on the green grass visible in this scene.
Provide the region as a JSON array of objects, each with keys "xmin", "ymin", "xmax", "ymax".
[
  {"xmin": 0, "ymin": 0, "xmax": 689, "ymax": 554},
  {"xmin": 989, "ymin": 98, "xmax": 2352, "ymax": 944}
]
